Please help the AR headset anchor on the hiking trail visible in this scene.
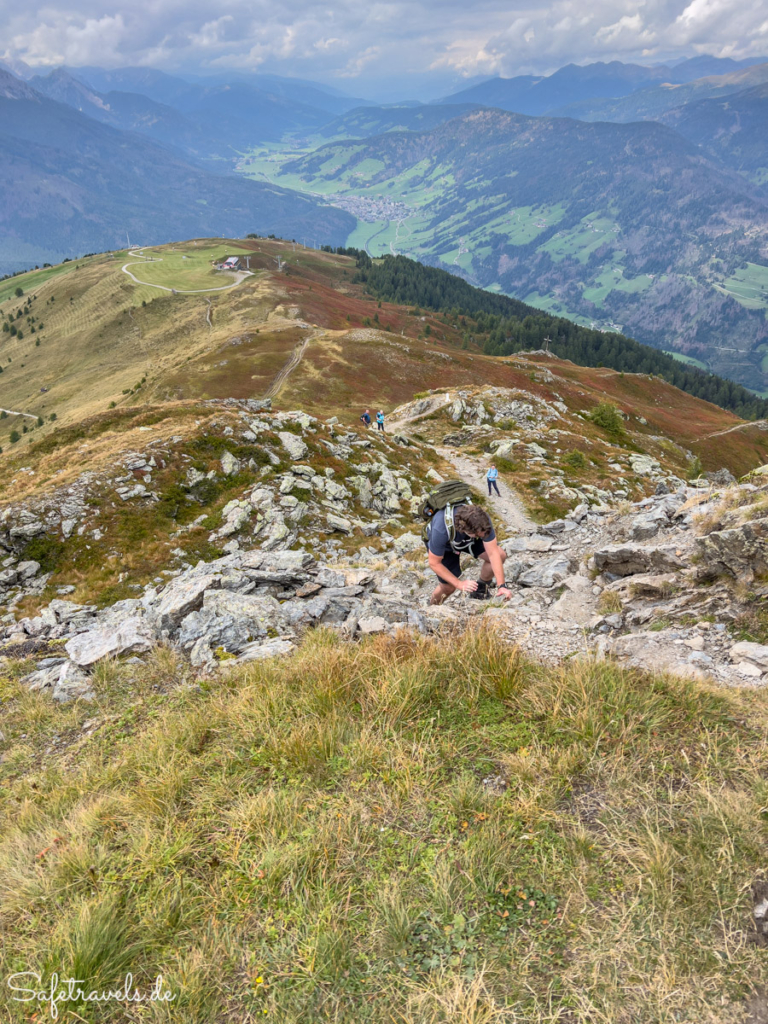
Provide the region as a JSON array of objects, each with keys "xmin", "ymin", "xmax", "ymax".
[
  {"xmin": 438, "ymin": 446, "xmax": 536, "ymax": 538},
  {"xmin": 262, "ymin": 332, "xmax": 314, "ymax": 401}
]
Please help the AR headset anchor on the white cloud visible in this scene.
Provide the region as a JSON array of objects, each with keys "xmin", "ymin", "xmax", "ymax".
[{"xmin": 1, "ymin": 0, "xmax": 767, "ymax": 89}]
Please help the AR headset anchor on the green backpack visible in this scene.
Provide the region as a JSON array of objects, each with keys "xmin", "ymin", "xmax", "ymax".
[{"xmin": 420, "ymin": 480, "xmax": 473, "ymax": 544}]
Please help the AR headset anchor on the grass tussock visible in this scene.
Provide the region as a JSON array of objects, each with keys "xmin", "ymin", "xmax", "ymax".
[{"xmin": 1, "ymin": 627, "xmax": 767, "ymax": 1022}]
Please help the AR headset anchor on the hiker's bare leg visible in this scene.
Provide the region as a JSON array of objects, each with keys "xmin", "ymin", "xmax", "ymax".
[
  {"xmin": 477, "ymin": 548, "xmax": 507, "ymax": 583},
  {"xmin": 430, "ymin": 581, "xmax": 456, "ymax": 605}
]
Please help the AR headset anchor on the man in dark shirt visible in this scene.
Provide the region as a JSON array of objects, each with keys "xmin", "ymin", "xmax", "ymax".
[{"xmin": 426, "ymin": 503, "xmax": 512, "ymax": 605}]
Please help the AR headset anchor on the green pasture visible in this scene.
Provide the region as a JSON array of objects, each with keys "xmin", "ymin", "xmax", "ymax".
[
  {"xmin": 0, "ymin": 257, "xmax": 100, "ymax": 306},
  {"xmin": 716, "ymin": 262, "xmax": 768, "ymax": 311},
  {"xmin": 122, "ymin": 244, "xmax": 253, "ymax": 292},
  {"xmin": 345, "ymin": 219, "xmax": 391, "ymax": 254},
  {"xmin": 664, "ymin": 349, "xmax": 710, "ymax": 371},
  {"xmin": 539, "ymin": 213, "xmax": 620, "ymax": 264},
  {"xmin": 582, "ymin": 262, "xmax": 654, "ymax": 307}
]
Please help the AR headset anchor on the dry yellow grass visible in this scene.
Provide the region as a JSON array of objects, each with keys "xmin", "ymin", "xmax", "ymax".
[{"xmin": 0, "ymin": 628, "xmax": 767, "ymax": 1022}]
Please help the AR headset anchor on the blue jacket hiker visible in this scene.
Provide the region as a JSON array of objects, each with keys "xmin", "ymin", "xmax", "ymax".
[
  {"xmin": 487, "ymin": 464, "xmax": 500, "ymax": 496},
  {"xmin": 376, "ymin": 411, "xmax": 385, "ymax": 432}
]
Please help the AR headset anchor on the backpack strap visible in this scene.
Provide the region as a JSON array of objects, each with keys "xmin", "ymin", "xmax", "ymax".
[{"xmin": 444, "ymin": 503, "xmax": 456, "ymax": 544}]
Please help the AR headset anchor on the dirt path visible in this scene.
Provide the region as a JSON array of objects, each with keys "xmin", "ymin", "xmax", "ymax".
[
  {"xmin": 438, "ymin": 447, "xmax": 536, "ymax": 537},
  {"xmin": 0, "ymin": 407, "xmax": 37, "ymax": 420},
  {"xmin": 262, "ymin": 334, "xmax": 312, "ymax": 401}
]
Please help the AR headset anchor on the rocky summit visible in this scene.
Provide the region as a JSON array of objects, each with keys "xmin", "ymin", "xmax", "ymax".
[{"xmin": 2, "ymin": 385, "xmax": 767, "ymax": 696}]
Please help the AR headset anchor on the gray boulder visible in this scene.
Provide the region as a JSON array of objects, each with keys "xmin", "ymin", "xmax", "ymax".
[
  {"xmin": 517, "ymin": 554, "xmax": 573, "ymax": 588},
  {"xmin": 729, "ymin": 642, "xmax": 768, "ymax": 673},
  {"xmin": 695, "ymin": 518, "xmax": 768, "ymax": 582},
  {"xmin": 151, "ymin": 574, "xmax": 222, "ymax": 631},
  {"xmin": 281, "ymin": 595, "xmax": 355, "ymax": 628},
  {"xmin": 178, "ymin": 608, "xmax": 254, "ymax": 652},
  {"xmin": 359, "ymin": 615, "xmax": 388, "ymax": 634},
  {"xmin": 229, "ymin": 638, "xmax": 296, "ymax": 663},
  {"xmin": 65, "ymin": 616, "xmax": 155, "ymax": 667},
  {"xmin": 220, "ymin": 451, "xmax": 241, "ymax": 476},
  {"xmin": 594, "ymin": 544, "xmax": 686, "ymax": 577},
  {"xmin": 706, "ymin": 468, "xmax": 736, "ymax": 486},
  {"xmin": 278, "ymin": 431, "xmax": 308, "ymax": 460},
  {"xmin": 24, "ymin": 660, "xmax": 95, "ymax": 702},
  {"xmin": 201, "ymin": 591, "xmax": 288, "ymax": 637}
]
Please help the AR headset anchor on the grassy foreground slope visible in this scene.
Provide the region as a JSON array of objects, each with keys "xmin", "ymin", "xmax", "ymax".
[{"xmin": 1, "ymin": 628, "xmax": 767, "ymax": 1022}]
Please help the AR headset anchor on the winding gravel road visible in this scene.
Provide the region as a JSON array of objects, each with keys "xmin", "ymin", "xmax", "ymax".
[{"xmin": 121, "ymin": 248, "xmax": 254, "ymax": 295}]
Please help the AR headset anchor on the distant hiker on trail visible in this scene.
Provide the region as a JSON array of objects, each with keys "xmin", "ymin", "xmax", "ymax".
[
  {"xmin": 376, "ymin": 410, "xmax": 385, "ymax": 432},
  {"xmin": 487, "ymin": 464, "xmax": 500, "ymax": 496},
  {"xmin": 421, "ymin": 481, "xmax": 511, "ymax": 605},
  {"xmin": 360, "ymin": 409, "xmax": 371, "ymax": 427}
]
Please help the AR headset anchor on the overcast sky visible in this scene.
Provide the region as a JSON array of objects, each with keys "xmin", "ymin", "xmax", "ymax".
[{"xmin": 2, "ymin": 0, "xmax": 767, "ymax": 99}]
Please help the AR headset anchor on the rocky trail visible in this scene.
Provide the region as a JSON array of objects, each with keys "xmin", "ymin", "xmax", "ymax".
[
  {"xmin": 1, "ymin": 386, "xmax": 767, "ymax": 700},
  {"xmin": 435, "ymin": 446, "xmax": 536, "ymax": 537}
]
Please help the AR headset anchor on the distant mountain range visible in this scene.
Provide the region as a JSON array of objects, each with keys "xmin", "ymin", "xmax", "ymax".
[
  {"xmin": 554, "ymin": 62, "xmax": 768, "ymax": 122},
  {"xmin": 438, "ymin": 56, "xmax": 768, "ymax": 116},
  {"xmin": 0, "ymin": 70, "xmax": 354, "ymax": 275},
  {"xmin": 25, "ymin": 67, "xmax": 366, "ymax": 166}
]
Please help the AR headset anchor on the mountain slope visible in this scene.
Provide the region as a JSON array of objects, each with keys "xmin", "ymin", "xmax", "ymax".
[
  {"xmin": 556, "ymin": 62, "xmax": 768, "ymax": 122},
  {"xmin": 437, "ymin": 58, "xmax": 768, "ymax": 116},
  {"xmin": 439, "ymin": 61, "xmax": 674, "ymax": 115},
  {"xmin": 658, "ymin": 83, "xmax": 768, "ymax": 186},
  {"xmin": 317, "ymin": 102, "xmax": 481, "ymax": 139},
  {"xmin": 0, "ymin": 71, "xmax": 354, "ymax": 274},
  {"xmin": 1, "ymin": 239, "xmax": 765, "ymax": 463},
  {"xmin": 265, "ymin": 108, "xmax": 768, "ymax": 389},
  {"xmin": 30, "ymin": 68, "xmax": 334, "ymax": 162}
]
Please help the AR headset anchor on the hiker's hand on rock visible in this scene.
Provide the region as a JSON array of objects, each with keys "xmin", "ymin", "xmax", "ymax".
[
  {"xmin": 498, "ymin": 586, "xmax": 512, "ymax": 600},
  {"xmin": 459, "ymin": 580, "xmax": 478, "ymax": 593}
]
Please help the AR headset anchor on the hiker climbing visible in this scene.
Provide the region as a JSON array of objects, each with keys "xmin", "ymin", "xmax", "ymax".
[
  {"xmin": 421, "ymin": 480, "xmax": 511, "ymax": 606},
  {"xmin": 360, "ymin": 409, "xmax": 372, "ymax": 428},
  {"xmin": 376, "ymin": 410, "xmax": 385, "ymax": 432},
  {"xmin": 487, "ymin": 463, "xmax": 500, "ymax": 496}
]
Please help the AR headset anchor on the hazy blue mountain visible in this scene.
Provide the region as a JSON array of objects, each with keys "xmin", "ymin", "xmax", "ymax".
[
  {"xmin": 0, "ymin": 70, "xmax": 354, "ymax": 275},
  {"xmin": 186, "ymin": 71, "xmax": 369, "ymax": 115},
  {"xmin": 439, "ymin": 58, "xmax": 768, "ymax": 117},
  {"xmin": 555, "ymin": 61, "xmax": 768, "ymax": 121},
  {"xmin": 0, "ymin": 57, "xmax": 35, "ymax": 80},
  {"xmin": 64, "ymin": 66, "xmax": 199, "ymax": 107},
  {"xmin": 317, "ymin": 103, "xmax": 480, "ymax": 139},
  {"xmin": 29, "ymin": 68, "xmax": 337, "ymax": 163},
  {"xmin": 29, "ymin": 70, "xmax": 230, "ymax": 163},
  {"xmin": 438, "ymin": 61, "xmax": 678, "ymax": 115},
  {"xmin": 69, "ymin": 65, "xmax": 364, "ymax": 120},
  {"xmin": 29, "ymin": 68, "xmax": 112, "ymax": 113},
  {"xmin": 659, "ymin": 82, "xmax": 768, "ymax": 186},
  {"xmin": 667, "ymin": 54, "xmax": 768, "ymax": 82}
]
